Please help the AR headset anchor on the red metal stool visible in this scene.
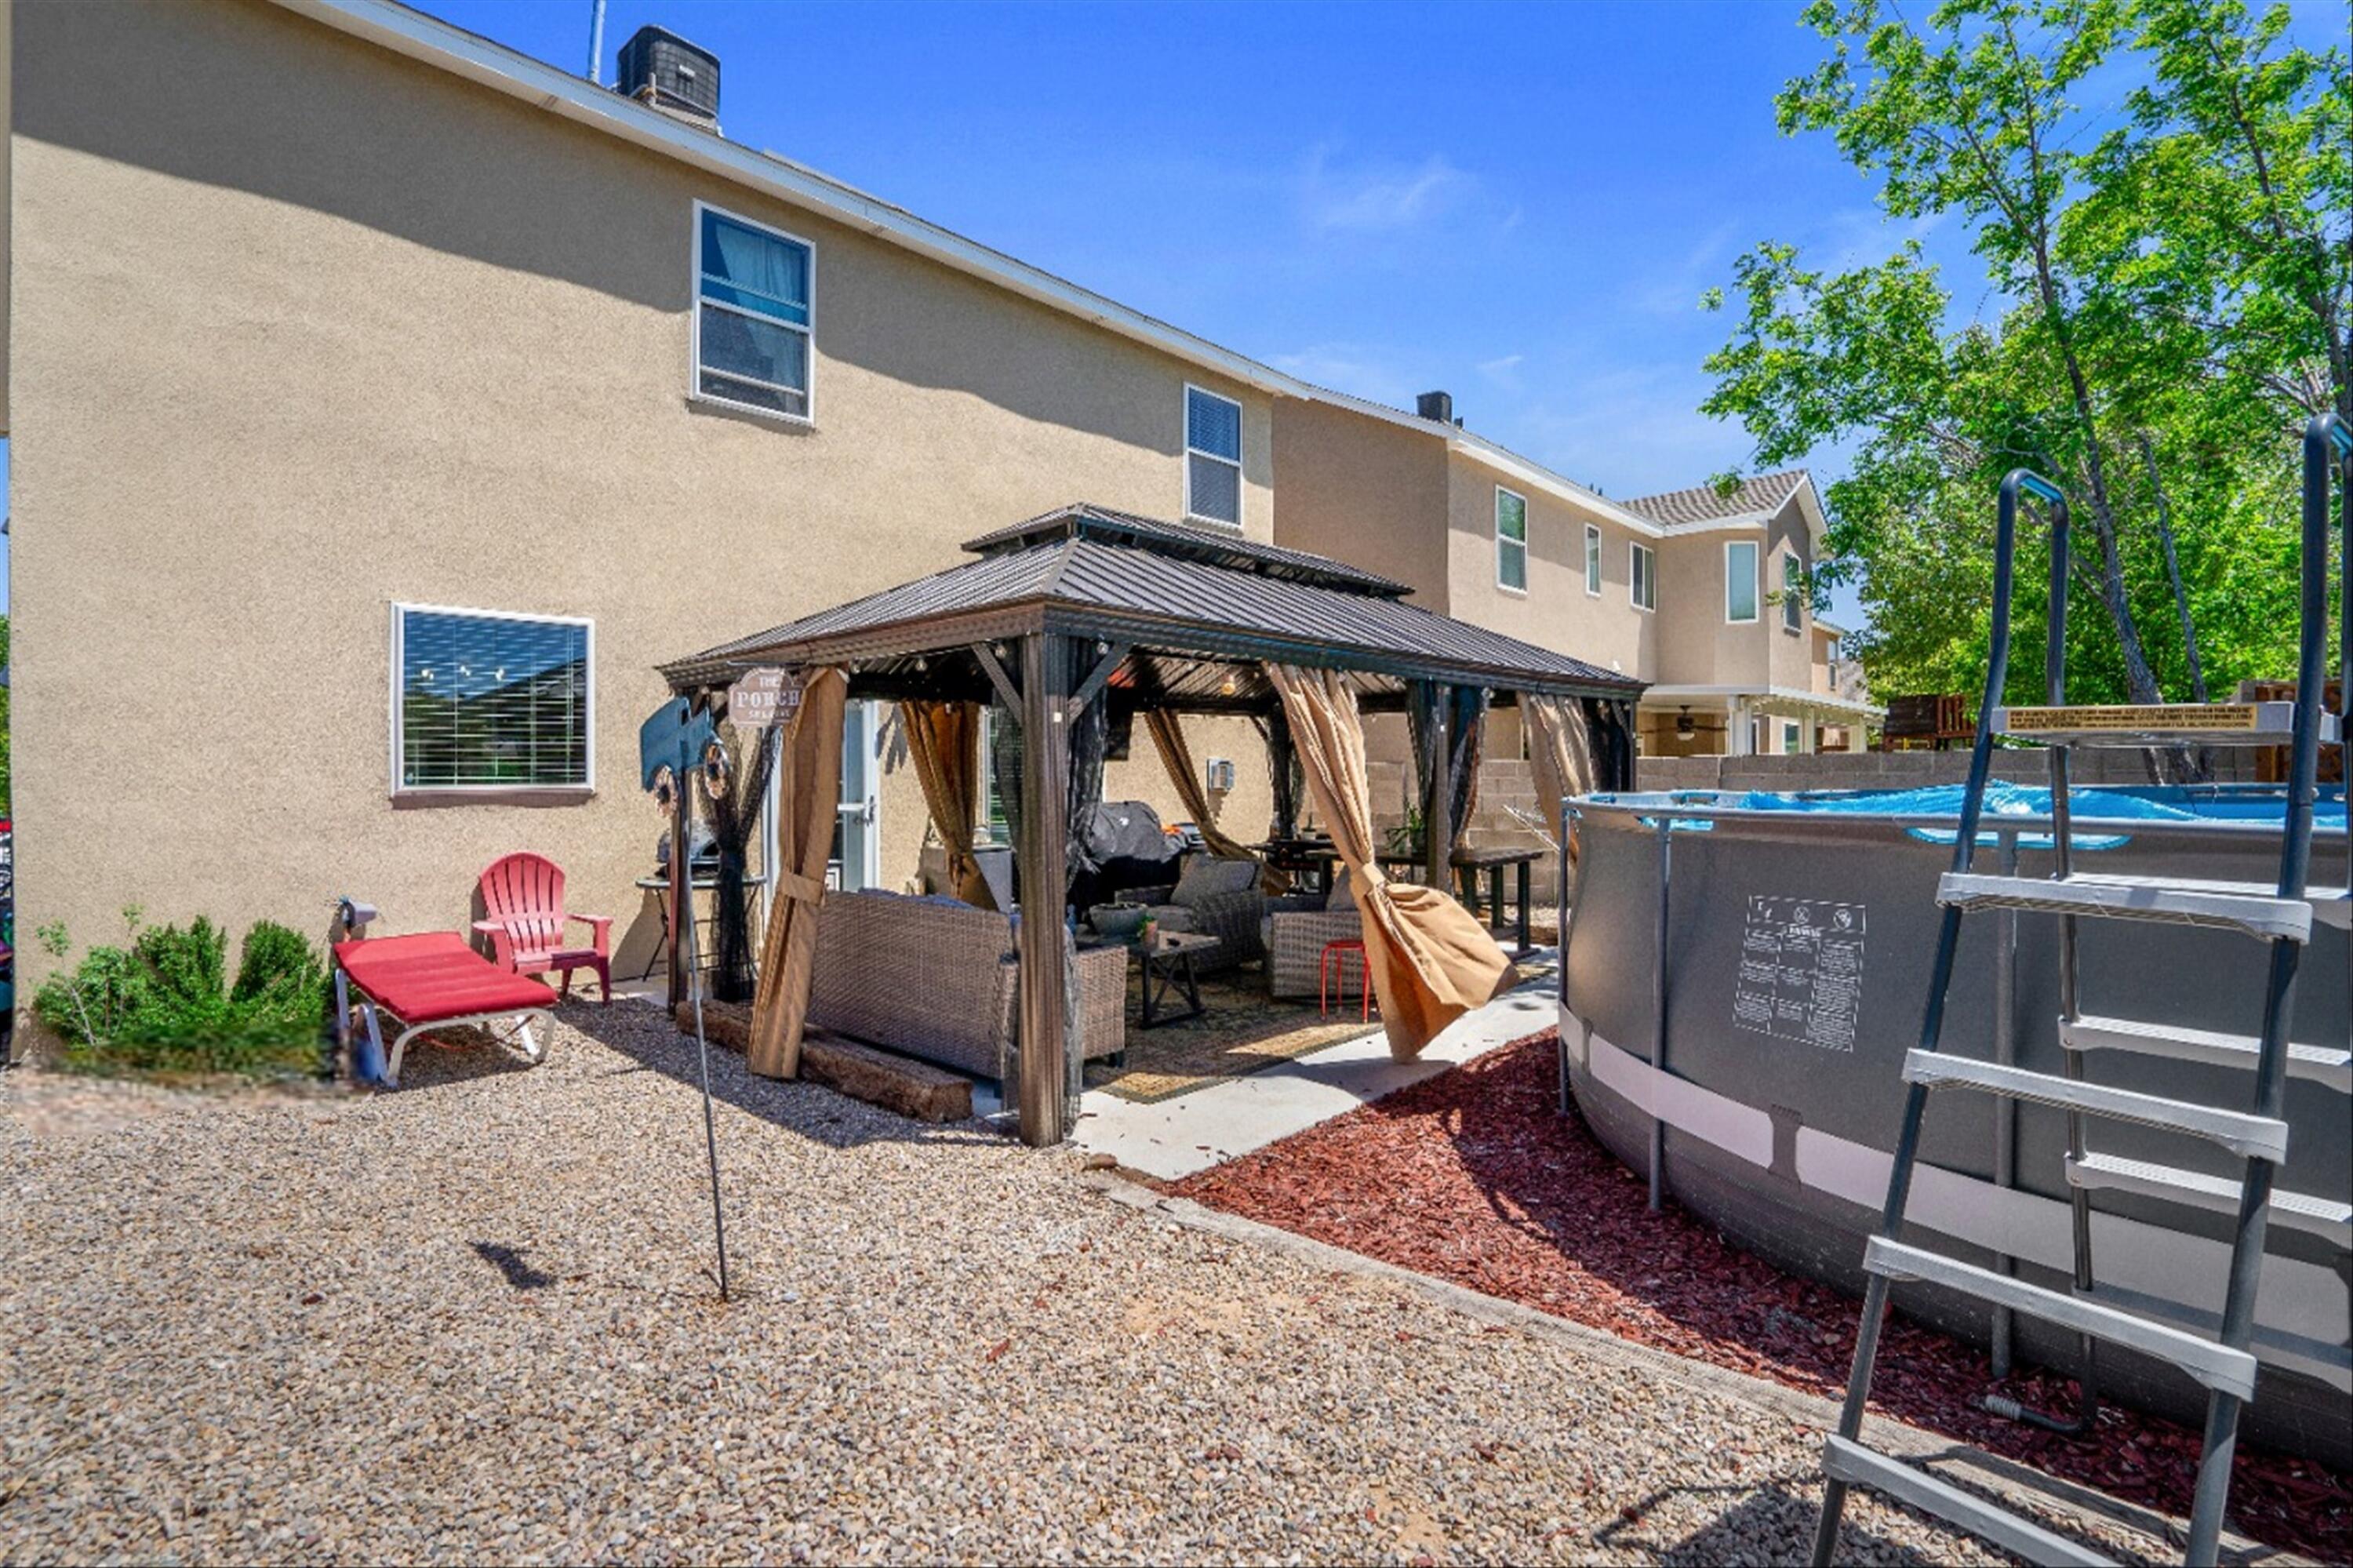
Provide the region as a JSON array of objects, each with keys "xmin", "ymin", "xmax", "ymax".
[{"xmin": 1318, "ymin": 938, "xmax": 1373, "ymax": 1020}]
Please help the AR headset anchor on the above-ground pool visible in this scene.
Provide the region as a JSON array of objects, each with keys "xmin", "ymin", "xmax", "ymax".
[{"xmin": 1558, "ymin": 783, "xmax": 2350, "ymax": 1465}]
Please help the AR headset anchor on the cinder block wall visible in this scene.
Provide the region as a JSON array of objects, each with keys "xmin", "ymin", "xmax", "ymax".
[{"xmin": 1636, "ymin": 748, "xmax": 2258, "ymax": 792}]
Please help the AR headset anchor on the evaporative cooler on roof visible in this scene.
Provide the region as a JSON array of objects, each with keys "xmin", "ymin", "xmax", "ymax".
[{"xmin": 616, "ymin": 25, "xmax": 720, "ymax": 124}]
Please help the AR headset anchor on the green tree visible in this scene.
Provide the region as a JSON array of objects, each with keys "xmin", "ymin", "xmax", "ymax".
[{"xmin": 1704, "ymin": 0, "xmax": 2347, "ymax": 715}]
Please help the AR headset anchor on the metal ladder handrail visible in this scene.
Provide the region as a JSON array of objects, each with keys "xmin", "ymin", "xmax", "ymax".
[{"xmin": 1810, "ymin": 414, "xmax": 2352, "ymax": 1567}]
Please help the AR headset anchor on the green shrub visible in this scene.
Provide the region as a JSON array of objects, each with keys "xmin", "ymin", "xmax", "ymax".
[{"xmin": 34, "ymin": 911, "xmax": 328, "ymax": 1081}]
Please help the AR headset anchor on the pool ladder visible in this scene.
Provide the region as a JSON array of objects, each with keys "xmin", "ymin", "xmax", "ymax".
[{"xmin": 1810, "ymin": 413, "xmax": 2353, "ymax": 1568}]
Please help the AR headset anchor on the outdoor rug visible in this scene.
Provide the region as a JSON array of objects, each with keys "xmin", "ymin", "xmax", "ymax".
[
  {"xmin": 1084, "ymin": 972, "xmax": 1377, "ymax": 1104},
  {"xmin": 1085, "ymin": 956, "xmax": 1550, "ymax": 1105}
]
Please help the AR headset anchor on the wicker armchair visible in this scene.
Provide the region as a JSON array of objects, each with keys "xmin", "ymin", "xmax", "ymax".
[
  {"xmin": 1130, "ymin": 854, "xmax": 1267, "ymax": 975},
  {"xmin": 1264, "ymin": 892, "xmax": 1363, "ymax": 999}
]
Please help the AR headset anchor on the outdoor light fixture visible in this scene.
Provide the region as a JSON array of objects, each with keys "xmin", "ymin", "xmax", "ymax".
[
  {"xmin": 1219, "ymin": 673, "xmax": 1238, "ymax": 697},
  {"xmin": 1677, "ymin": 705, "xmax": 1696, "ymax": 740}
]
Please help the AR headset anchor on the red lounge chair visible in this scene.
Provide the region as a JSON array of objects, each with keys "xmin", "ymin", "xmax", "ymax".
[
  {"xmin": 474, "ymin": 852, "xmax": 613, "ymax": 1004},
  {"xmin": 334, "ymin": 932, "xmax": 556, "ymax": 1086}
]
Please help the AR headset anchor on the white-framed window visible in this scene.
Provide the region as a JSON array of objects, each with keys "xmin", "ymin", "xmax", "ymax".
[
  {"xmin": 391, "ymin": 604, "xmax": 593, "ymax": 793},
  {"xmin": 1184, "ymin": 384, "xmax": 1244, "ymax": 527},
  {"xmin": 1630, "ymin": 542, "xmax": 1657, "ymax": 611},
  {"xmin": 1783, "ymin": 551, "xmax": 1806, "ymax": 632},
  {"xmin": 1495, "ymin": 486, "xmax": 1529, "ymax": 591},
  {"xmin": 1782, "ymin": 719, "xmax": 1803, "ymax": 755},
  {"xmin": 1725, "ymin": 539, "xmax": 1759, "ymax": 623},
  {"xmin": 1584, "ymin": 523, "xmax": 1603, "ymax": 596},
  {"xmin": 693, "ymin": 202, "xmax": 815, "ymax": 421}
]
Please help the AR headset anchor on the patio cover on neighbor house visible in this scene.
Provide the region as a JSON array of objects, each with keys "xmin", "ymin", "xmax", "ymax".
[{"xmin": 660, "ymin": 503, "xmax": 1646, "ymax": 1145}]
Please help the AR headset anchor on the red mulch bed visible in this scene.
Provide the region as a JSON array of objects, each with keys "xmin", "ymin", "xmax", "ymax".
[{"xmin": 1169, "ymin": 1030, "xmax": 2351, "ymax": 1560}]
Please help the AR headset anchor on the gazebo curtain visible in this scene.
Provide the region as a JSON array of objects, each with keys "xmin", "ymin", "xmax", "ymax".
[
  {"xmin": 1522, "ymin": 693, "xmax": 1597, "ymax": 864},
  {"xmin": 748, "ymin": 666, "xmax": 847, "ymax": 1079},
  {"xmin": 900, "ymin": 700, "xmax": 996, "ymax": 909},
  {"xmin": 1267, "ymin": 664, "xmax": 1510, "ymax": 1060},
  {"xmin": 1144, "ymin": 710, "xmax": 1286, "ymax": 890}
]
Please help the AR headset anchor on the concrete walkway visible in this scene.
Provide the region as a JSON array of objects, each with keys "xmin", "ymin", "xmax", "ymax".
[{"xmin": 1059, "ymin": 951, "xmax": 1560, "ymax": 1180}]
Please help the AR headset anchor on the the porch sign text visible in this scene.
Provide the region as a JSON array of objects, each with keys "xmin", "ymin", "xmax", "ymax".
[{"xmin": 727, "ymin": 668, "xmax": 806, "ymax": 731}]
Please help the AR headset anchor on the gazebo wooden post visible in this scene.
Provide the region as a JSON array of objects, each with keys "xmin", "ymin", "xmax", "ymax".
[
  {"xmin": 1414, "ymin": 680, "xmax": 1452, "ymax": 892},
  {"xmin": 1015, "ymin": 632, "xmax": 1075, "ymax": 1147},
  {"xmin": 1266, "ymin": 703, "xmax": 1297, "ymax": 839}
]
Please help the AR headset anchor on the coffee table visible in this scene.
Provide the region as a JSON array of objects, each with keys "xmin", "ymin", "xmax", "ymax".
[{"xmin": 1138, "ymin": 930, "xmax": 1221, "ymax": 1028}]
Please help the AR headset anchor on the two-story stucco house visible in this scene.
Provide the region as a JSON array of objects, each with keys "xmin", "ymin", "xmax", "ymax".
[
  {"xmin": 0, "ymin": 0, "xmax": 1656, "ymax": 980},
  {"xmin": 1273, "ymin": 402, "xmax": 1882, "ymax": 764}
]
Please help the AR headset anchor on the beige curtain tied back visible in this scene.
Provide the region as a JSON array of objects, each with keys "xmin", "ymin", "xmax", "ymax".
[
  {"xmin": 1144, "ymin": 709, "xmax": 1286, "ymax": 891},
  {"xmin": 749, "ymin": 666, "xmax": 849, "ymax": 1079},
  {"xmin": 900, "ymin": 700, "xmax": 996, "ymax": 910},
  {"xmin": 1265, "ymin": 664, "xmax": 1510, "ymax": 1060},
  {"xmin": 1521, "ymin": 694, "xmax": 1597, "ymax": 864}
]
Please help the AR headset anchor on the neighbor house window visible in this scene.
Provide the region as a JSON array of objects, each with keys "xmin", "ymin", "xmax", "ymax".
[
  {"xmin": 1184, "ymin": 385, "xmax": 1244, "ymax": 526},
  {"xmin": 1630, "ymin": 542, "xmax": 1656, "ymax": 611},
  {"xmin": 1496, "ymin": 486, "xmax": 1529, "ymax": 591},
  {"xmin": 694, "ymin": 203, "xmax": 814, "ymax": 420},
  {"xmin": 1782, "ymin": 720, "xmax": 1803, "ymax": 755},
  {"xmin": 1726, "ymin": 539, "xmax": 1759, "ymax": 623},
  {"xmin": 1783, "ymin": 551, "xmax": 1806, "ymax": 631},
  {"xmin": 1584, "ymin": 523, "xmax": 1603, "ymax": 595},
  {"xmin": 393, "ymin": 606, "xmax": 591, "ymax": 791}
]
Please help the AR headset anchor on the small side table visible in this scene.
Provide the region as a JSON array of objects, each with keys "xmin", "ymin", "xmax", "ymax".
[{"xmin": 1139, "ymin": 930, "xmax": 1220, "ymax": 1028}]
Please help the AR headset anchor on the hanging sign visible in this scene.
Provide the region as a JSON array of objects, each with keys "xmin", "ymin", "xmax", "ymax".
[{"xmin": 727, "ymin": 668, "xmax": 806, "ymax": 730}]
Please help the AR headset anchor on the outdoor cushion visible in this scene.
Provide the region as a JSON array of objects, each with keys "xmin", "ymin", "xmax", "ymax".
[
  {"xmin": 1170, "ymin": 853, "xmax": 1257, "ymax": 908},
  {"xmin": 336, "ymin": 933, "xmax": 558, "ymax": 1024}
]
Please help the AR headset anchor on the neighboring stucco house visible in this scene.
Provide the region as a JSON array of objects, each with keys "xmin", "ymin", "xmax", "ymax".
[
  {"xmin": 0, "ymin": 0, "xmax": 1655, "ymax": 980},
  {"xmin": 1617, "ymin": 471, "xmax": 1882, "ymax": 756},
  {"xmin": 1273, "ymin": 403, "xmax": 1881, "ymax": 761}
]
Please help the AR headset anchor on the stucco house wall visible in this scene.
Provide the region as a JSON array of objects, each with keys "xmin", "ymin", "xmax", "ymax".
[
  {"xmin": 1441, "ymin": 453, "xmax": 1649, "ymax": 685},
  {"xmin": 10, "ymin": 0, "xmax": 1273, "ymax": 979}
]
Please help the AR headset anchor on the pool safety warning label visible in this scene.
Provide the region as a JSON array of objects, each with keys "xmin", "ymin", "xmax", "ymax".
[{"xmin": 1733, "ymin": 895, "xmax": 1866, "ymax": 1053}]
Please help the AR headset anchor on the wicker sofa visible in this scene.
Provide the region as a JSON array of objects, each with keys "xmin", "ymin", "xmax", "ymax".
[{"xmin": 806, "ymin": 890, "xmax": 1126, "ymax": 1084}]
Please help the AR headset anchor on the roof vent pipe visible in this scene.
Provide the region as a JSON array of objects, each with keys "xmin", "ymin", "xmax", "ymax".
[{"xmin": 1416, "ymin": 390, "xmax": 1454, "ymax": 425}]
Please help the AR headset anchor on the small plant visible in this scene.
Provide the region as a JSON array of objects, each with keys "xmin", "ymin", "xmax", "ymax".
[
  {"xmin": 34, "ymin": 912, "xmax": 328, "ymax": 1081},
  {"xmin": 1383, "ymin": 805, "xmax": 1426, "ymax": 860}
]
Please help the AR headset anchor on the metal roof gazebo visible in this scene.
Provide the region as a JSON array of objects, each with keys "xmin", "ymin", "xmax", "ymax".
[{"xmin": 660, "ymin": 503, "xmax": 1645, "ymax": 1145}]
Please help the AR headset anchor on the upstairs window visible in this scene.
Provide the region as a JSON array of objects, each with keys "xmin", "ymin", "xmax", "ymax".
[
  {"xmin": 1783, "ymin": 551, "xmax": 1806, "ymax": 631},
  {"xmin": 1630, "ymin": 542, "xmax": 1657, "ymax": 611},
  {"xmin": 1184, "ymin": 385, "xmax": 1244, "ymax": 526},
  {"xmin": 1584, "ymin": 523, "xmax": 1603, "ymax": 595},
  {"xmin": 695, "ymin": 204, "xmax": 814, "ymax": 420},
  {"xmin": 1725, "ymin": 539, "xmax": 1759, "ymax": 622},
  {"xmin": 1495, "ymin": 487, "xmax": 1529, "ymax": 591},
  {"xmin": 394, "ymin": 606, "xmax": 591, "ymax": 791}
]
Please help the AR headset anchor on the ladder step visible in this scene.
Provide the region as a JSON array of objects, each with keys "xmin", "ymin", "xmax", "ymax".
[
  {"xmin": 2088, "ymin": 1281, "xmax": 2353, "ymax": 1395},
  {"xmin": 1992, "ymin": 701, "xmax": 2336, "ymax": 748},
  {"xmin": 2061, "ymin": 1013, "xmax": 2352, "ymax": 1093},
  {"xmin": 1903, "ymin": 1050, "xmax": 2291, "ymax": 1161},
  {"xmin": 1821, "ymin": 1436, "xmax": 2116, "ymax": 1567},
  {"xmin": 2065, "ymin": 1152, "xmax": 2352, "ymax": 1245},
  {"xmin": 1938, "ymin": 872, "xmax": 2315, "ymax": 943},
  {"xmin": 1866, "ymin": 1238, "xmax": 2260, "ymax": 1399}
]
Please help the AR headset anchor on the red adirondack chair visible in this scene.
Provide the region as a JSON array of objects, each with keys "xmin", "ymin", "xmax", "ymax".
[{"xmin": 474, "ymin": 853, "xmax": 613, "ymax": 1005}]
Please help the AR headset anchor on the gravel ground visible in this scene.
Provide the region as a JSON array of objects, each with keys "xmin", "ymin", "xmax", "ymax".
[
  {"xmin": 7, "ymin": 1003, "xmax": 2071, "ymax": 1565},
  {"xmin": 1172, "ymin": 1033, "xmax": 2350, "ymax": 1562}
]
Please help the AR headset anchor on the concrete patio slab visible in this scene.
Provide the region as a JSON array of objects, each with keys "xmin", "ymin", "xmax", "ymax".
[{"xmin": 1053, "ymin": 950, "xmax": 1561, "ymax": 1180}]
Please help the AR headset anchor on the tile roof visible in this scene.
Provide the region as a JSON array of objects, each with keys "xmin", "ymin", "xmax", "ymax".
[{"xmin": 1623, "ymin": 470, "xmax": 1809, "ymax": 528}]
